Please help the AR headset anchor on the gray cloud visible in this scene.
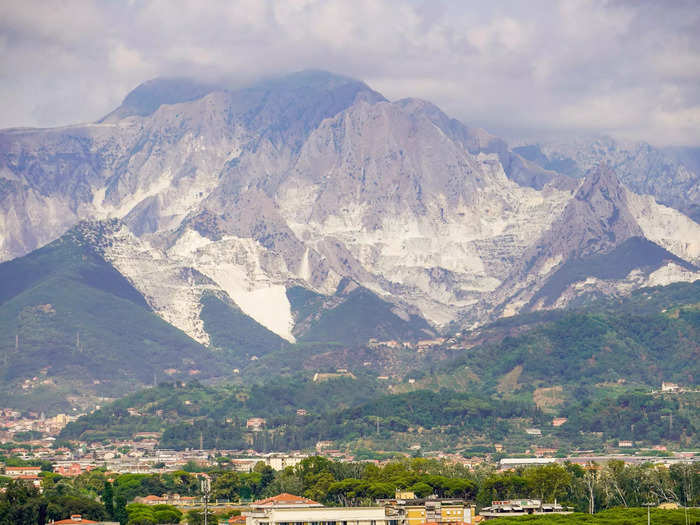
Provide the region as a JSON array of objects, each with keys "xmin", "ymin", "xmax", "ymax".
[{"xmin": 1, "ymin": 0, "xmax": 699, "ymax": 146}]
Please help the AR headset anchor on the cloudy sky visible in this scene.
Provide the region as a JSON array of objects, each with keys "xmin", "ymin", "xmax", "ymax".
[{"xmin": 1, "ymin": 0, "xmax": 699, "ymax": 146}]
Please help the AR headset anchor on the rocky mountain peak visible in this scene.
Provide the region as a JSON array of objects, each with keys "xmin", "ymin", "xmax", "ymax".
[
  {"xmin": 101, "ymin": 77, "xmax": 223, "ymax": 121},
  {"xmin": 558, "ymin": 164, "xmax": 642, "ymax": 258},
  {"xmin": 1, "ymin": 72, "xmax": 699, "ymax": 340}
]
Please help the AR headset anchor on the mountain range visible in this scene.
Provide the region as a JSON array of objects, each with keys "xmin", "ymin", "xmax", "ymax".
[{"xmin": 0, "ymin": 70, "xmax": 699, "ymax": 404}]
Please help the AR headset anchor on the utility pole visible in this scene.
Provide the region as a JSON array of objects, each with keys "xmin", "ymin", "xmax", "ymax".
[
  {"xmin": 642, "ymin": 502, "xmax": 654, "ymax": 525},
  {"xmin": 200, "ymin": 476, "xmax": 211, "ymax": 525}
]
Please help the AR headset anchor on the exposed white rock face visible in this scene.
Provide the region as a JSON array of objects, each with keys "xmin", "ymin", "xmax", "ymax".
[
  {"xmin": 1, "ymin": 72, "xmax": 698, "ymax": 341},
  {"xmin": 550, "ymin": 262, "xmax": 700, "ymax": 310},
  {"xmin": 166, "ymin": 229, "xmax": 297, "ymax": 342},
  {"xmin": 95, "ymin": 223, "xmax": 299, "ymax": 343},
  {"xmin": 98, "ymin": 224, "xmax": 217, "ymax": 345},
  {"xmin": 626, "ymin": 191, "xmax": 700, "ymax": 265}
]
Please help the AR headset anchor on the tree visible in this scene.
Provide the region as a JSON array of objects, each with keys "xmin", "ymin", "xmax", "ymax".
[
  {"xmin": 410, "ymin": 482, "xmax": 433, "ymax": 498},
  {"xmin": 114, "ymin": 494, "xmax": 128, "ymax": 525},
  {"xmin": 523, "ymin": 464, "xmax": 572, "ymax": 503},
  {"xmin": 254, "ymin": 462, "xmax": 275, "ymax": 490},
  {"xmin": 212, "ymin": 471, "xmax": 240, "ymax": 501},
  {"xmin": 186, "ymin": 509, "xmax": 218, "ymax": 525},
  {"xmin": 104, "ymin": 481, "xmax": 115, "ymax": 519},
  {"xmin": 0, "ymin": 481, "xmax": 43, "ymax": 525}
]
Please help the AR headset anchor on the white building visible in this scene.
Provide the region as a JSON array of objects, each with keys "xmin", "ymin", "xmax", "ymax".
[
  {"xmin": 246, "ymin": 506, "xmax": 395, "ymax": 525},
  {"xmin": 244, "ymin": 494, "xmax": 397, "ymax": 525}
]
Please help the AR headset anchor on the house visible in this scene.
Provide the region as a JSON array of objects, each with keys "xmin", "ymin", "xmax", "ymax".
[
  {"xmin": 245, "ymin": 494, "xmax": 393, "ymax": 525},
  {"xmin": 51, "ymin": 515, "xmax": 119, "ymax": 524},
  {"xmin": 16, "ymin": 474, "xmax": 42, "ymax": 489},
  {"xmin": 137, "ymin": 494, "xmax": 166, "ymax": 505},
  {"xmin": 53, "ymin": 515, "xmax": 98, "ymax": 524},
  {"xmin": 661, "ymin": 382, "xmax": 680, "ymax": 392},
  {"xmin": 250, "ymin": 493, "xmax": 323, "ymax": 509},
  {"xmin": 551, "ymin": 418, "xmax": 568, "ymax": 427},
  {"xmin": 246, "ymin": 418, "xmax": 266, "ymax": 431},
  {"xmin": 618, "ymin": 441, "xmax": 634, "ymax": 448},
  {"xmin": 499, "ymin": 458, "xmax": 558, "ymax": 469},
  {"xmin": 315, "ymin": 440, "xmax": 334, "ymax": 452},
  {"xmin": 525, "ymin": 428, "xmax": 542, "ymax": 436},
  {"xmin": 378, "ymin": 493, "xmax": 476, "ymax": 525},
  {"xmin": 479, "ymin": 500, "xmax": 572, "ymax": 520},
  {"xmin": 4, "ymin": 465, "xmax": 41, "ymax": 478}
]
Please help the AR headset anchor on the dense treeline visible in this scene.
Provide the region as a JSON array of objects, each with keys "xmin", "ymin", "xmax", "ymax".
[
  {"xmin": 443, "ymin": 309, "xmax": 698, "ymax": 391},
  {"xmin": 3, "ymin": 456, "xmax": 698, "ymax": 525},
  {"xmin": 62, "ymin": 376, "xmax": 697, "ymax": 451},
  {"xmin": 60, "ymin": 375, "xmax": 385, "ymax": 442},
  {"xmin": 557, "ymin": 392, "xmax": 698, "ymax": 444},
  {"xmin": 159, "ymin": 389, "xmax": 542, "ymax": 450}
]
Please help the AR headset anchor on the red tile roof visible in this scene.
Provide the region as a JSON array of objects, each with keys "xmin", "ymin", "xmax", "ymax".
[
  {"xmin": 54, "ymin": 516, "xmax": 98, "ymax": 524},
  {"xmin": 251, "ymin": 493, "xmax": 321, "ymax": 507}
]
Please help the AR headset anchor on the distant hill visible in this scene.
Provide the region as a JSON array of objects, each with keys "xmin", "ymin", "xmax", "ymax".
[
  {"xmin": 0, "ymin": 225, "xmax": 223, "ymax": 412},
  {"xmin": 60, "ymin": 374, "xmax": 697, "ymax": 452},
  {"xmin": 406, "ymin": 280, "xmax": 700, "ymax": 401}
]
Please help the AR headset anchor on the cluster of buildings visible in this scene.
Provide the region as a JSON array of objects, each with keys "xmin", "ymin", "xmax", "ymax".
[
  {"xmin": 239, "ymin": 491, "xmax": 573, "ymax": 525},
  {"xmin": 2, "ymin": 464, "xmax": 42, "ymax": 489},
  {"xmin": 0, "ymin": 408, "xmax": 79, "ymax": 444},
  {"xmin": 499, "ymin": 452, "xmax": 698, "ymax": 470},
  {"xmin": 129, "ymin": 490, "xmax": 577, "ymax": 523},
  {"xmin": 2, "ymin": 442, "xmax": 310, "ymax": 477}
]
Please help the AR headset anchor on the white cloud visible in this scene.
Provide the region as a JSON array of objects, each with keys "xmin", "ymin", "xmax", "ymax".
[{"xmin": 0, "ymin": 0, "xmax": 698, "ymax": 146}]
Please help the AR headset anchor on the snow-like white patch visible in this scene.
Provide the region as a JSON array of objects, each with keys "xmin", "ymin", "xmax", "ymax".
[
  {"xmin": 298, "ymin": 247, "xmax": 312, "ymax": 281},
  {"xmin": 627, "ymin": 191, "xmax": 700, "ymax": 264},
  {"xmin": 502, "ymin": 297, "xmax": 529, "ymax": 318},
  {"xmin": 203, "ymin": 263, "xmax": 295, "ymax": 342},
  {"xmin": 101, "ymin": 225, "xmax": 213, "ymax": 345},
  {"xmin": 91, "ymin": 186, "xmax": 107, "ymax": 217},
  {"xmin": 539, "ymin": 255, "xmax": 563, "ymax": 276},
  {"xmin": 169, "ymin": 235, "xmax": 297, "ymax": 342},
  {"xmin": 168, "ymin": 228, "xmax": 214, "ymax": 258},
  {"xmin": 122, "ymin": 176, "xmax": 171, "ymax": 217},
  {"xmin": 646, "ymin": 262, "xmax": 700, "ymax": 287}
]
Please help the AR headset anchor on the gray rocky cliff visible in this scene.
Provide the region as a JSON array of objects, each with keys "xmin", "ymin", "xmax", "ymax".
[{"xmin": 1, "ymin": 71, "xmax": 699, "ymax": 344}]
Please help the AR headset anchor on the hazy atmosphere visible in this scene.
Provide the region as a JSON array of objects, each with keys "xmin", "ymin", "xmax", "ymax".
[
  {"xmin": 2, "ymin": 0, "xmax": 699, "ymax": 145},
  {"xmin": 0, "ymin": 2, "xmax": 699, "ymax": 522}
]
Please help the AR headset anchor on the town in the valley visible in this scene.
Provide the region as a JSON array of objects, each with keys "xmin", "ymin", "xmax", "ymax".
[{"xmin": 0, "ymin": 394, "xmax": 697, "ymax": 524}]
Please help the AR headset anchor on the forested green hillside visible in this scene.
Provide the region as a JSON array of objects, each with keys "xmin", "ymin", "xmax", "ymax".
[
  {"xmin": 0, "ymin": 227, "xmax": 222, "ymax": 411},
  {"xmin": 414, "ymin": 281, "xmax": 700, "ymax": 399}
]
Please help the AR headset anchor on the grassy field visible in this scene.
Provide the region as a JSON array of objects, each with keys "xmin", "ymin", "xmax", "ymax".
[{"xmin": 484, "ymin": 507, "xmax": 700, "ymax": 524}]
